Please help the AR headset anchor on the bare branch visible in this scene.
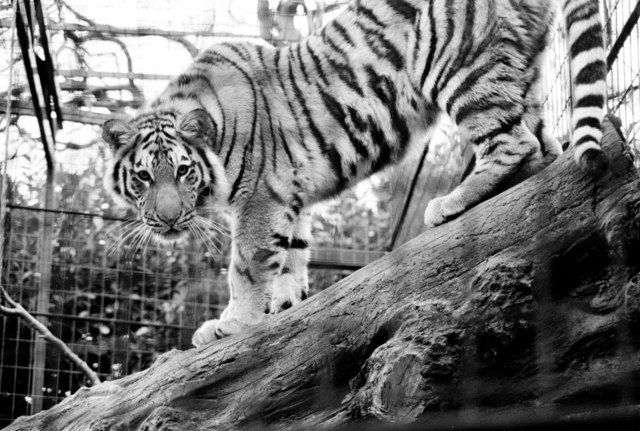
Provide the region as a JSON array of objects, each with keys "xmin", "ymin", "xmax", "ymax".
[
  {"xmin": 53, "ymin": 0, "xmax": 95, "ymax": 26},
  {"xmin": 55, "ymin": 138, "xmax": 102, "ymax": 150},
  {"xmin": 0, "ymin": 283, "xmax": 102, "ymax": 386},
  {"xmin": 0, "ymin": 99, "xmax": 120, "ymax": 125}
]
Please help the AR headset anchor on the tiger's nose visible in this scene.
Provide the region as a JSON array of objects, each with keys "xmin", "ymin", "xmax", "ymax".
[
  {"xmin": 157, "ymin": 212, "xmax": 180, "ymax": 227},
  {"xmin": 155, "ymin": 188, "xmax": 182, "ymax": 227}
]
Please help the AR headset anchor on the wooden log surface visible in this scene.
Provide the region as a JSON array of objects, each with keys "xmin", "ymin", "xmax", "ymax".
[{"xmin": 6, "ymin": 116, "xmax": 640, "ymax": 430}]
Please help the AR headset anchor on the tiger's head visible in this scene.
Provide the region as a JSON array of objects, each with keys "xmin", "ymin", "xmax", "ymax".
[{"xmin": 102, "ymin": 109, "xmax": 229, "ymax": 244}]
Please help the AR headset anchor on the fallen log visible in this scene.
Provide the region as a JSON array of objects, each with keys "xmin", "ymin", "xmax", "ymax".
[{"xmin": 7, "ymin": 116, "xmax": 640, "ymax": 430}]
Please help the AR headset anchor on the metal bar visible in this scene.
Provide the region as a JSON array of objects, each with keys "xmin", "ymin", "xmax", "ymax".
[
  {"xmin": 389, "ymin": 143, "xmax": 429, "ymax": 250},
  {"xmin": 33, "ymin": 0, "xmax": 63, "ymax": 128},
  {"xmin": 607, "ymin": 0, "xmax": 640, "ymax": 70},
  {"xmin": 28, "ymin": 150, "xmax": 56, "ymax": 416},
  {"xmin": 6, "ymin": 204, "xmax": 385, "ymax": 269},
  {"xmin": 0, "ymin": 99, "xmax": 118, "ymax": 125},
  {"xmin": 25, "ymin": 311, "xmax": 221, "ymax": 331},
  {"xmin": 0, "ymin": 18, "xmax": 262, "ymax": 40},
  {"xmin": 7, "ymin": 203, "xmax": 129, "ymax": 221},
  {"xmin": 309, "ymin": 247, "xmax": 386, "ymax": 270},
  {"xmin": 56, "ymin": 69, "xmax": 173, "ymax": 81},
  {"xmin": 14, "ymin": 0, "xmax": 54, "ymax": 167},
  {"xmin": 14, "ymin": 0, "xmax": 55, "ymax": 414}
]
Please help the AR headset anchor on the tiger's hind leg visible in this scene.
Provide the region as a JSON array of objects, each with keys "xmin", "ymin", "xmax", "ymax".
[
  {"xmin": 269, "ymin": 213, "xmax": 311, "ymax": 313},
  {"xmin": 501, "ymin": 71, "xmax": 563, "ymax": 188},
  {"xmin": 423, "ymin": 48, "xmax": 555, "ymax": 228},
  {"xmin": 520, "ymin": 61, "xmax": 563, "ymax": 175},
  {"xmin": 424, "ymin": 121, "xmax": 540, "ymax": 227}
]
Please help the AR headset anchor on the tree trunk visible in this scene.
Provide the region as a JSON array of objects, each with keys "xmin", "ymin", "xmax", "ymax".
[{"xmin": 7, "ymin": 116, "xmax": 640, "ymax": 430}]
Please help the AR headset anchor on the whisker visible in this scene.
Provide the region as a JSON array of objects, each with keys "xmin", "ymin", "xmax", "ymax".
[
  {"xmin": 189, "ymin": 223, "xmax": 212, "ymax": 255},
  {"xmin": 104, "ymin": 218, "xmax": 137, "ymax": 236},
  {"xmin": 193, "ymin": 218, "xmax": 225, "ymax": 252},
  {"xmin": 191, "ymin": 222, "xmax": 221, "ymax": 255},
  {"xmin": 129, "ymin": 225, "xmax": 152, "ymax": 260},
  {"xmin": 122, "ymin": 227, "xmax": 142, "ymax": 261},
  {"xmin": 194, "ymin": 218, "xmax": 228, "ymax": 241},
  {"xmin": 124, "ymin": 223, "xmax": 150, "ymax": 261},
  {"xmin": 194, "ymin": 215, "xmax": 229, "ymax": 236},
  {"xmin": 107, "ymin": 221, "xmax": 142, "ymax": 256},
  {"xmin": 140, "ymin": 228, "xmax": 155, "ymax": 259}
]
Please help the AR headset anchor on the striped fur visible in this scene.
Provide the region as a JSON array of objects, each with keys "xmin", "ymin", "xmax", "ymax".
[
  {"xmin": 102, "ymin": 0, "xmax": 608, "ymax": 345},
  {"xmin": 564, "ymin": 0, "xmax": 608, "ymax": 170}
]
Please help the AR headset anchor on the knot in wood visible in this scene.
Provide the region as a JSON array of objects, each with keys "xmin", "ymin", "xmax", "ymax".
[{"xmin": 467, "ymin": 259, "xmax": 535, "ymax": 324}]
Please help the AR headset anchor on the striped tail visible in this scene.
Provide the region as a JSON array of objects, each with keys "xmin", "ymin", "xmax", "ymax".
[{"xmin": 563, "ymin": 0, "xmax": 609, "ymax": 173}]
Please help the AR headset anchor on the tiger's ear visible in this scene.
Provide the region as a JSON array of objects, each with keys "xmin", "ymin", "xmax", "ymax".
[
  {"xmin": 177, "ymin": 109, "xmax": 215, "ymax": 143},
  {"xmin": 102, "ymin": 119, "xmax": 135, "ymax": 152}
]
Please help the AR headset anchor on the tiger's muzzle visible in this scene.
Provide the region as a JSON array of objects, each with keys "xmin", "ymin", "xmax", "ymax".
[{"xmin": 143, "ymin": 182, "xmax": 193, "ymax": 241}]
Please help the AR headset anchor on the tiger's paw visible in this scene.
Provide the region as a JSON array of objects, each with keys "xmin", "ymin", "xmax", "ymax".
[
  {"xmin": 424, "ymin": 195, "xmax": 466, "ymax": 228},
  {"xmin": 270, "ymin": 273, "xmax": 308, "ymax": 314},
  {"xmin": 191, "ymin": 317, "xmax": 252, "ymax": 347}
]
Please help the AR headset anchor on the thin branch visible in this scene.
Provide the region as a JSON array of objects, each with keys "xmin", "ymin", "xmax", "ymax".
[
  {"xmin": 53, "ymin": 0, "xmax": 95, "ymax": 26},
  {"xmin": 0, "ymin": 99, "xmax": 119, "ymax": 125},
  {"xmin": 71, "ymin": 32, "xmax": 137, "ymax": 86},
  {"xmin": 0, "ymin": 283, "xmax": 102, "ymax": 386},
  {"xmin": 55, "ymin": 138, "xmax": 101, "ymax": 150}
]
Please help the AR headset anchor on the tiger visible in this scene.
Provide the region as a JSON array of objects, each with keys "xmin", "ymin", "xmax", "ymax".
[{"xmin": 102, "ymin": 0, "xmax": 609, "ymax": 347}]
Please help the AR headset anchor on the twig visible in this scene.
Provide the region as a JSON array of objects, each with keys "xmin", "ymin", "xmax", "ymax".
[
  {"xmin": 0, "ymin": 99, "xmax": 119, "ymax": 125},
  {"xmin": 0, "ymin": 284, "xmax": 102, "ymax": 386},
  {"xmin": 55, "ymin": 138, "xmax": 101, "ymax": 150}
]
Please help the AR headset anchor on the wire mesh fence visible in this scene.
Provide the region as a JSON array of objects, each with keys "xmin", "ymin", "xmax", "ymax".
[
  {"xmin": 0, "ymin": 0, "xmax": 638, "ymax": 428},
  {"xmin": 0, "ymin": 201, "xmax": 357, "ymax": 425},
  {"xmin": 606, "ymin": 0, "xmax": 640, "ymax": 158},
  {"xmin": 1, "ymin": 206, "xmax": 227, "ymax": 418}
]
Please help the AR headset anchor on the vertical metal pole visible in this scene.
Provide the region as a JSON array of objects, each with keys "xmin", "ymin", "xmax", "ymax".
[
  {"xmin": 0, "ymin": 0, "xmax": 18, "ymax": 420},
  {"xmin": 29, "ymin": 167, "xmax": 55, "ymax": 414},
  {"xmin": 15, "ymin": 0, "xmax": 58, "ymax": 414}
]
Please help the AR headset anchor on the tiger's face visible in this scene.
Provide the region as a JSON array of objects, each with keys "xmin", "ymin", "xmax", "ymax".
[{"xmin": 102, "ymin": 109, "xmax": 229, "ymax": 244}]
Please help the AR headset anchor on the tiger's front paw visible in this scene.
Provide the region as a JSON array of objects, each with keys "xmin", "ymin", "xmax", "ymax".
[
  {"xmin": 423, "ymin": 195, "xmax": 466, "ymax": 228},
  {"xmin": 270, "ymin": 273, "xmax": 307, "ymax": 314},
  {"xmin": 191, "ymin": 317, "xmax": 253, "ymax": 347}
]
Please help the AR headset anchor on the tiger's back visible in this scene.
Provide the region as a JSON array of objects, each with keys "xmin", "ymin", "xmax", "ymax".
[
  {"xmin": 144, "ymin": 0, "xmax": 603, "ymax": 207},
  {"xmin": 102, "ymin": 0, "xmax": 608, "ymax": 345}
]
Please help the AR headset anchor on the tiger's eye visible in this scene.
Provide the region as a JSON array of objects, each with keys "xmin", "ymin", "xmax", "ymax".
[
  {"xmin": 176, "ymin": 165, "xmax": 190, "ymax": 176},
  {"xmin": 137, "ymin": 170, "xmax": 152, "ymax": 182}
]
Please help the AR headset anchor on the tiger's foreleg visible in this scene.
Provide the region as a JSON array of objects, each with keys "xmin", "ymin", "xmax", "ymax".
[
  {"xmin": 270, "ymin": 213, "xmax": 311, "ymax": 313},
  {"xmin": 192, "ymin": 203, "xmax": 294, "ymax": 347}
]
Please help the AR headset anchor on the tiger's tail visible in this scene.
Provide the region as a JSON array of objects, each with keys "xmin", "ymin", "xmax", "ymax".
[{"xmin": 563, "ymin": 0, "xmax": 609, "ymax": 173}]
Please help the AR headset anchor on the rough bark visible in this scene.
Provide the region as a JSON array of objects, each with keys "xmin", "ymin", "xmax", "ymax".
[{"xmin": 7, "ymin": 116, "xmax": 640, "ymax": 430}]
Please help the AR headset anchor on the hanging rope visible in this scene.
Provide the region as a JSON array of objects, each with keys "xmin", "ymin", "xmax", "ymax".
[{"xmin": 0, "ymin": 0, "xmax": 19, "ymax": 282}]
